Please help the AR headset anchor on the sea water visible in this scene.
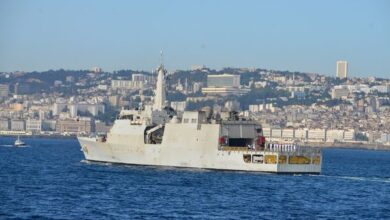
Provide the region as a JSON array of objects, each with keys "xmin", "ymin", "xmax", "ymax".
[{"xmin": 0, "ymin": 137, "xmax": 389, "ymax": 219}]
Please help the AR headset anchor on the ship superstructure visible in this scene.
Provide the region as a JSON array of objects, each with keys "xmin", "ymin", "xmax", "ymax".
[{"xmin": 78, "ymin": 60, "xmax": 321, "ymax": 174}]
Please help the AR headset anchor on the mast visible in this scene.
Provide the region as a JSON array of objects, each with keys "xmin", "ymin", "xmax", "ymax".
[{"xmin": 153, "ymin": 51, "xmax": 167, "ymax": 111}]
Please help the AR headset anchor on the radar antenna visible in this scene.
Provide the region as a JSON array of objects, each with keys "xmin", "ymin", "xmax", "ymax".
[{"xmin": 160, "ymin": 49, "xmax": 164, "ymax": 67}]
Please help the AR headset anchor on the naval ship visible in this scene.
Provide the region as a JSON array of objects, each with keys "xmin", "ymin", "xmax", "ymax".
[{"xmin": 78, "ymin": 62, "xmax": 322, "ymax": 174}]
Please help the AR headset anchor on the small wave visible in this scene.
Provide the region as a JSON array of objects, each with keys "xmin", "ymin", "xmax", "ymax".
[
  {"xmin": 1, "ymin": 144, "xmax": 30, "ymax": 148},
  {"xmin": 80, "ymin": 159, "xmax": 90, "ymax": 164},
  {"xmin": 80, "ymin": 160, "xmax": 113, "ymax": 166},
  {"xmin": 341, "ymin": 176, "xmax": 390, "ymax": 183},
  {"xmin": 0, "ymin": 145, "xmax": 14, "ymax": 147},
  {"xmin": 316, "ymin": 174, "xmax": 390, "ymax": 183},
  {"xmin": 17, "ymin": 145, "xmax": 30, "ymax": 148}
]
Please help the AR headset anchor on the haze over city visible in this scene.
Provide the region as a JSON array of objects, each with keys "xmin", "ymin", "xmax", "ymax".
[{"xmin": 0, "ymin": 0, "xmax": 389, "ymax": 78}]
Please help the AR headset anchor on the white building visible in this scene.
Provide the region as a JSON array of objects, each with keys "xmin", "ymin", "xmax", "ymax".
[
  {"xmin": 282, "ymin": 129, "xmax": 295, "ymax": 139},
  {"xmin": 224, "ymin": 100, "xmax": 240, "ymax": 111},
  {"xmin": 248, "ymin": 103, "xmax": 274, "ymax": 113},
  {"xmin": 54, "ymin": 80, "xmax": 62, "ymax": 87},
  {"xmin": 92, "ymin": 67, "xmax": 102, "ymax": 73},
  {"xmin": 66, "ymin": 76, "xmax": 75, "ymax": 83},
  {"xmin": 0, "ymin": 84, "xmax": 10, "ymax": 97},
  {"xmin": 326, "ymin": 130, "xmax": 344, "ymax": 142},
  {"xmin": 372, "ymin": 84, "xmax": 390, "ymax": 93},
  {"xmin": 291, "ymin": 91, "xmax": 306, "ymax": 99},
  {"xmin": 380, "ymin": 133, "xmax": 390, "ymax": 143},
  {"xmin": 71, "ymin": 103, "xmax": 105, "ymax": 117},
  {"xmin": 343, "ymin": 130, "xmax": 355, "ymax": 141},
  {"xmin": 271, "ymin": 129, "xmax": 282, "ymax": 139},
  {"xmin": 202, "ymin": 74, "xmax": 249, "ymax": 96},
  {"xmin": 42, "ymin": 120, "xmax": 57, "ymax": 131},
  {"xmin": 193, "ymin": 82, "xmax": 202, "ymax": 93},
  {"xmin": 0, "ymin": 119, "xmax": 10, "ymax": 130},
  {"xmin": 26, "ymin": 119, "xmax": 42, "ymax": 133},
  {"xmin": 331, "ymin": 86, "xmax": 350, "ymax": 99},
  {"xmin": 132, "ymin": 74, "xmax": 155, "ymax": 83},
  {"xmin": 97, "ymin": 85, "xmax": 108, "ymax": 90},
  {"xmin": 170, "ymin": 101, "xmax": 187, "ymax": 112},
  {"xmin": 207, "ymin": 74, "xmax": 240, "ymax": 87},
  {"xmin": 307, "ymin": 129, "xmax": 326, "ymax": 141},
  {"xmin": 262, "ymin": 127, "xmax": 271, "ymax": 137},
  {"xmin": 52, "ymin": 102, "xmax": 67, "ymax": 116},
  {"xmin": 336, "ymin": 60, "xmax": 348, "ymax": 79},
  {"xmin": 11, "ymin": 120, "xmax": 25, "ymax": 131},
  {"xmin": 111, "ymin": 80, "xmax": 145, "ymax": 90}
]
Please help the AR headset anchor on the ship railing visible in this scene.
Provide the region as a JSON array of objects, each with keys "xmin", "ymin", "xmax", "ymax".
[
  {"xmin": 221, "ymin": 146, "xmax": 252, "ymax": 152},
  {"xmin": 263, "ymin": 146, "xmax": 321, "ymax": 155},
  {"xmin": 220, "ymin": 145, "xmax": 321, "ymax": 155}
]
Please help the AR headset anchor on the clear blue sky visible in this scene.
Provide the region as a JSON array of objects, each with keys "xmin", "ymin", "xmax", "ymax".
[{"xmin": 0, "ymin": 0, "xmax": 389, "ymax": 77}]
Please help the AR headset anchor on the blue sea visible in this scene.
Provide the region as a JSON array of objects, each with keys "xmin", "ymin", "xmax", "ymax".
[{"xmin": 0, "ymin": 137, "xmax": 389, "ymax": 219}]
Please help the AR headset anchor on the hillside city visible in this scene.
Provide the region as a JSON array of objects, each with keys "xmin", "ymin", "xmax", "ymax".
[{"xmin": 0, "ymin": 61, "xmax": 390, "ymax": 146}]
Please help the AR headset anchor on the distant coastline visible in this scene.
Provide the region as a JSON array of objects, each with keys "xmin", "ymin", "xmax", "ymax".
[
  {"xmin": 1, "ymin": 134, "xmax": 389, "ymax": 151},
  {"xmin": 0, "ymin": 134, "xmax": 76, "ymax": 140},
  {"xmin": 300, "ymin": 142, "xmax": 390, "ymax": 151}
]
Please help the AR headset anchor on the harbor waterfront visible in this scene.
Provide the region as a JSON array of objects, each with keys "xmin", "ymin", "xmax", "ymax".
[
  {"xmin": 0, "ymin": 137, "xmax": 389, "ymax": 219},
  {"xmin": 1, "ymin": 134, "xmax": 390, "ymax": 150}
]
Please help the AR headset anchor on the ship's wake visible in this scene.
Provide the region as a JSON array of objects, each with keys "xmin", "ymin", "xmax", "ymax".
[{"xmin": 311, "ymin": 174, "xmax": 390, "ymax": 183}]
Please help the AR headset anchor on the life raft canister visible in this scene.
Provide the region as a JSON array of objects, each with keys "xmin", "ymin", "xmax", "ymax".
[
  {"xmin": 256, "ymin": 136, "xmax": 266, "ymax": 147},
  {"xmin": 219, "ymin": 136, "xmax": 225, "ymax": 145}
]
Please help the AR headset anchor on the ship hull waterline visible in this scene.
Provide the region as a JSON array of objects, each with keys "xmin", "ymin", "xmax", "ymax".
[{"xmin": 78, "ymin": 136, "xmax": 322, "ymax": 174}]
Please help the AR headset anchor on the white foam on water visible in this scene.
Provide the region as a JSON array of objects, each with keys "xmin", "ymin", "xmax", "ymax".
[
  {"xmin": 80, "ymin": 159, "xmax": 90, "ymax": 164},
  {"xmin": 314, "ymin": 174, "xmax": 390, "ymax": 183},
  {"xmin": 0, "ymin": 144, "xmax": 14, "ymax": 147},
  {"xmin": 1, "ymin": 144, "xmax": 30, "ymax": 148}
]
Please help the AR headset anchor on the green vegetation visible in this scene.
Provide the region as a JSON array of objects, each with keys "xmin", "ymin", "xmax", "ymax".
[
  {"xmin": 168, "ymin": 70, "xmax": 209, "ymax": 84},
  {"xmin": 167, "ymin": 91, "xmax": 186, "ymax": 102},
  {"xmin": 95, "ymin": 104, "xmax": 120, "ymax": 124},
  {"xmin": 317, "ymin": 99, "xmax": 350, "ymax": 107},
  {"xmin": 187, "ymin": 100, "xmax": 216, "ymax": 111},
  {"xmin": 238, "ymin": 88, "xmax": 290, "ymax": 109},
  {"xmin": 355, "ymin": 133, "xmax": 369, "ymax": 141}
]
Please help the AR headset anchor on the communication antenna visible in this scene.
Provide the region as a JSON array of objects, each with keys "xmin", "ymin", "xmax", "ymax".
[{"xmin": 160, "ymin": 49, "xmax": 164, "ymax": 66}]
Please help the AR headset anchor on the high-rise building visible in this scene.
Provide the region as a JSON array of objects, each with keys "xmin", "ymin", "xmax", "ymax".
[
  {"xmin": 331, "ymin": 86, "xmax": 350, "ymax": 99},
  {"xmin": 207, "ymin": 74, "xmax": 240, "ymax": 88},
  {"xmin": 336, "ymin": 60, "xmax": 348, "ymax": 79},
  {"xmin": 26, "ymin": 119, "xmax": 42, "ymax": 133},
  {"xmin": 91, "ymin": 67, "xmax": 102, "ymax": 73},
  {"xmin": 0, "ymin": 119, "xmax": 10, "ymax": 130},
  {"xmin": 11, "ymin": 120, "xmax": 26, "ymax": 131},
  {"xmin": 202, "ymin": 74, "xmax": 249, "ymax": 96},
  {"xmin": 0, "ymin": 84, "xmax": 9, "ymax": 97},
  {"xmin": 14, "ymin": 83, "xmax": 30, "ymax": 95},
  {"xmin": 132, "ymin": 74, "xmax": 155, "ymax": 83},
  {"xmin": 56, "ymin": 118, "xmax": 93, "ymax": 134}
]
